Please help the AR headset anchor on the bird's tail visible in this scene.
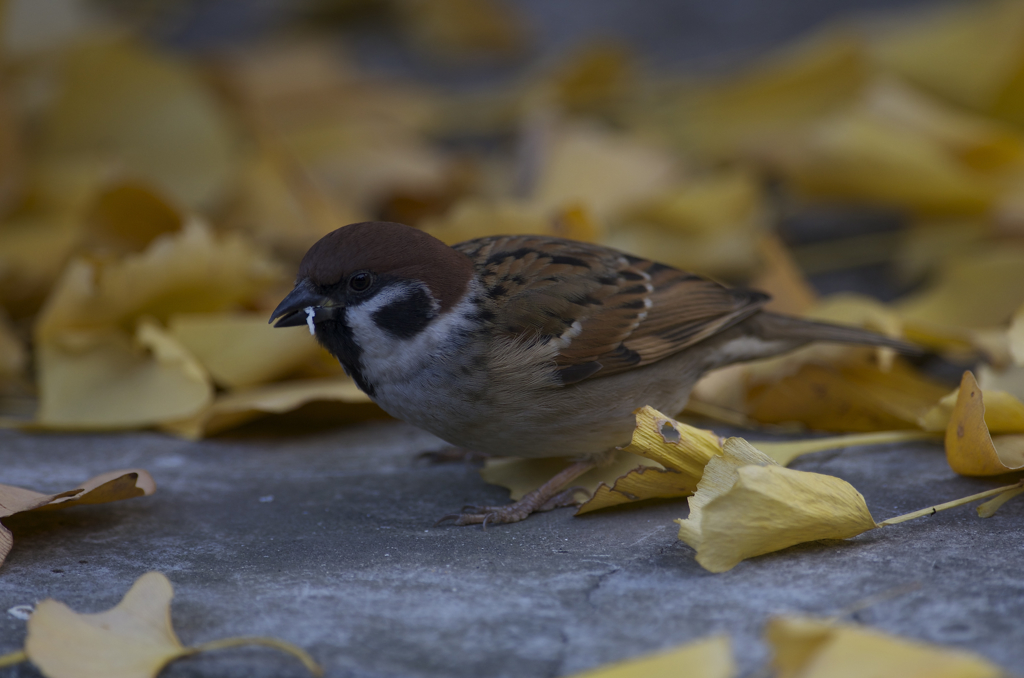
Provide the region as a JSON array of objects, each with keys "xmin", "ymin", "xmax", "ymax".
[{"xmin": 750, "ymin": 312, "xmax": 922, "ymax": 355}]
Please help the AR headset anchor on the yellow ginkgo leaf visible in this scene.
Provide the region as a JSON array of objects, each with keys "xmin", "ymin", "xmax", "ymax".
[
  {"xmin": 945, "ymin": 371, "xmax": 1024, "ymax": 476},
  {"xmin": 36, "ymin": 220, "xmax": 281, "ymax": 342},
  {"xmin": 977, "ymin": 484, "xmax": 1024, "ymax": 517},
  {"xmin": 160, "ymin": 377, "xmax": 376, "ymax": 440},
  {"xmin": 746, "ymin": 360, "xmax": 949, "ymax": 432},
  {"xmin": 39, "ymin": 38, "xmax": 239, "ymax": 209},
  {"xmin": 565, "ymin": 635, "xmax": 734, "ymax": 678},
  {"xmin": 766, "ymin": 616, "xmax": 1003, "ymax": 678},
  {"xmin": 530, "ymin": 122, "xmax": 680, "ymax": 221},
  {"xmin": 749, "ymin": 235, "xmax": 819, "ymax": 316},
  {"xmin": 0, "ymin": 470, "xmax": 155, "ymax": 568},
  {"xmin": 676, "ymin": 438, "xmax": 877, "ymax": 573},
  {"xmin": 21, "ymin": 571, "xmax": 322, "ymax": 678},
  {"xmin": 26, "ymin": 572, "xmax": 185, "ymax": 678},
  {"xmin": 34, "ymin": 320, "xmax": 212, "ymax": 430},
  {"xmin": 659, "ymin": 33, "xmax": 867, "ymax": 161},
  {"xmin": 169, "ymin": 313, "xmax": 323, "ymax": 390},
  {"xmin": 780, "ymin": 109, "xmax": 995, "ymax": 215},
  {"xmin": 920, "ymin": 378, "xmax": 1024, "ymax": 433},
  {"xmin": 573, "ymin": 408, "xmax": 723, "ymax": 513},
  {"xmin": 896, "ymin": 245, "xmax": 1024, "ymax": 333},
  {"xmin": 868, "ymin": 0, "xmax": 1024, "ymax": 123}
]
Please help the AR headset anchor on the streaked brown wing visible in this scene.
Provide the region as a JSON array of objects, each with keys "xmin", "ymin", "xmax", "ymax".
[{"xmin": 454, "ymin": 236, "xmax": 768, "ymax": 384}]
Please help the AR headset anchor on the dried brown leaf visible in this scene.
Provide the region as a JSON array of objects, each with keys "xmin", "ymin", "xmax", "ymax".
[{"xmin": 0, "ymin": 470, "xmax": 155, "ymax": 567}]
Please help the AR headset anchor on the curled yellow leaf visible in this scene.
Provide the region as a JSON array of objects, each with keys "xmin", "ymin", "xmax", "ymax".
[
  {"xmin": 945, "ymin": 370, "xmax": 1024, "ymax": 475},
  {"xmin": 574, "ymin": 407, "xmax": 724, "ymax": 514},
  {"xmin": 676, "ymin": 438, "xmax": 876, "ymax": 573},
  {"xmin": 0, "ymin": 470, "xmax": 155, "ymax": 568}
]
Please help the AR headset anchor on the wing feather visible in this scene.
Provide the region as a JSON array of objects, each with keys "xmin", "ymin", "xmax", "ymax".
[{"xmin": 454, "ymin": 235, "xmax": 768, "ymax": 384}]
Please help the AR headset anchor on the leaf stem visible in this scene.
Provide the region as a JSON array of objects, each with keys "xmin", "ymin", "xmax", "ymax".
[
  {"xmin": 0, "ymin": 650, "xmax": 27, "ymax": 668},
  {"xmin": 757, "ymin": 430, "xmax": 939, "ymax": 466},
  {"xmin": 977, "ymin": 485, "xmax": 1024, "ymax": 518},
  {"xmin": 878, "ymin": 480, "xmax": 1024, "ymax": 526},
  {"xmin": 190, "ymin": 637, "xmax": 323, "ymax": 677}
]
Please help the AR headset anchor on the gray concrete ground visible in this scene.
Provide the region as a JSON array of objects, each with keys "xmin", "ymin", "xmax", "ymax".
[{"xmin": 1, "ymin": 420, "xmax": 1022, "ymax": 677}]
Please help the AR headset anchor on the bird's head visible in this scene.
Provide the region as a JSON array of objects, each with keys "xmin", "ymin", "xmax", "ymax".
[{"xmin": 269, "ymin": 221, "xmax": 475, "ymax": 379}]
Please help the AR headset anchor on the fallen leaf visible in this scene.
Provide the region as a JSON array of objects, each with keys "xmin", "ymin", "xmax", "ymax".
[
  {"xmin": 868, "ymin": 0, "xmax": 1024, "ymax": 125},
  {"xmin": 33, "ymin": 319, "xmax": 212, "ymax": 429},
  {"xmin": 977, "ymin": 485, "xmax": 1024, "ymax": 517},
  {"xmin": 691, "ymin": 294, "xmax": 916, "ymax": 419},
  {"xmin": 654, "ymin": 33, "xmax": 866, "ymax": 161},
  {"xmin": 860, "ymin": 77, "xmax": 1024, "ymax": 172},
  {"xmin": 530, "ymin": 122, "xmax": 680, "ymax": 221},
  {"xmin": 572, "ymin": 408, "xmax": 722, "ymax": 513},
  {"xmin": 0, "ymin": 470, "xmax": 155, "ymax": 567},
  {"xmin": 766, "ymin": 615, "xmax": 1004, "ymax": 678},
  {"xmin": 613, "ymin": 168, "xmax": 767, "ymax": 278},
  {"xmin": 22, "ymin": 571, "xmax": 322, "ymax": 678},
  {"xmin": 896, "ymin": 245, "xmax": 1024, "ymax": 333},
  {"xmin": 159, "ymin": 377, "xmax": 375, "ymax": 439},
  {"xmin": 749, "ymin": 235, "xmax": 819, "ymax": 316},
  {"xmin": 82, "ymin": 182, "xmax": 183, "ymax": 256},
  {"xmin": 945, "ymin": 371, "xmax": 1024, "ymax": 476},
  {"xmin": 39, "ymin": 38, "xmax": 239, "ymax": 209},
  {"xmin": 779, "ymin": 107, "xmax": 995, "ymax": 215},
  {"xmin": 547, "ymin": 42, "xmax": 636, "ymax": 117},
  {"xmin": 746, "ymin": 360, "xmax": 949, "ymax": 432},
  {"xmin": 168, "ymin": 313, "xmax": 323, "ymax": 390},
  {"xmin": 920, "ymin": 375, "xmax": 1024, "ymax": 433},
  {"xmin": 565, "ymin": 635, "xmax": 734, "ymax": 678},
  {"xmin": 755, "ymin": 430, "xmax": 938, "ymax": 467},
  {"xmin": 0, "ymin": 310, "xmax": 27, "ymax": 384},
  {"xmin": 35, "ymin": 220, "xmax": 281, "ymax": 342},
  {"xmin": 675, "ymin": 438, "xmax": 877, "ymax": 572}
]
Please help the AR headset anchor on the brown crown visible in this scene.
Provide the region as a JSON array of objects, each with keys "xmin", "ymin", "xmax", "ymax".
[{"xmin": 298, "ymin": 221, "xmax": 475, "ymax": 312}]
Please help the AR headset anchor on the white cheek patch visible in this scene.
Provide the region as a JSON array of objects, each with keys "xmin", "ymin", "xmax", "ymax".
[
  {"xmin": 345, "ymin": 282, "xmax": 478, "ymax": 387},
  {"xmin": 305, "ymin": 306, "xmax": 316, "ymax": 335}
]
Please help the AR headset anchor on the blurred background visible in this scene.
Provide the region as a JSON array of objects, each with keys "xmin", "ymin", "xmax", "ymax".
[{"xmin": 3, "ymin": 0, "xmax": 1024, "ymax": 438}]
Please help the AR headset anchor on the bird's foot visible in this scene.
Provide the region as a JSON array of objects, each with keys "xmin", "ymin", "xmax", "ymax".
[{"xmin": 435, "ymin": 486, "xmax": 588, "ymax": 528}]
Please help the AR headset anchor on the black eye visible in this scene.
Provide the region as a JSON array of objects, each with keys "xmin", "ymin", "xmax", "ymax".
[{"xmin": 348, "ymin": 272, "xmax": 373, "ymax": 292}]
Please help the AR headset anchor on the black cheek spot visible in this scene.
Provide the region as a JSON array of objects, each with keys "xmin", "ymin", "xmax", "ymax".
[{"xmin": 372, "ymin": 287, "xmax": 435, "ymax": 339}]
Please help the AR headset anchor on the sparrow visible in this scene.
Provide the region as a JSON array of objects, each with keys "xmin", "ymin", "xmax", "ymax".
[{"xmin": 270, "ymin": 221, "xmax": 918, "ymax": 526}]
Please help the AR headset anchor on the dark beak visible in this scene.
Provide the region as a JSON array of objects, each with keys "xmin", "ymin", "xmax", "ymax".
[{"xmin": 269, "ymin": 280, "xmax": 343, "ymax": 328}]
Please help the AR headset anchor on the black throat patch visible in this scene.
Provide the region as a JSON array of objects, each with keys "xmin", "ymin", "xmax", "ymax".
[
  {"xmin": 371, "ymin": 286, "xmax": 435, "ymax": 339},
  {"xmin": 314, "ymin": 317, "xmax": 375, "ymax": 397}
]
